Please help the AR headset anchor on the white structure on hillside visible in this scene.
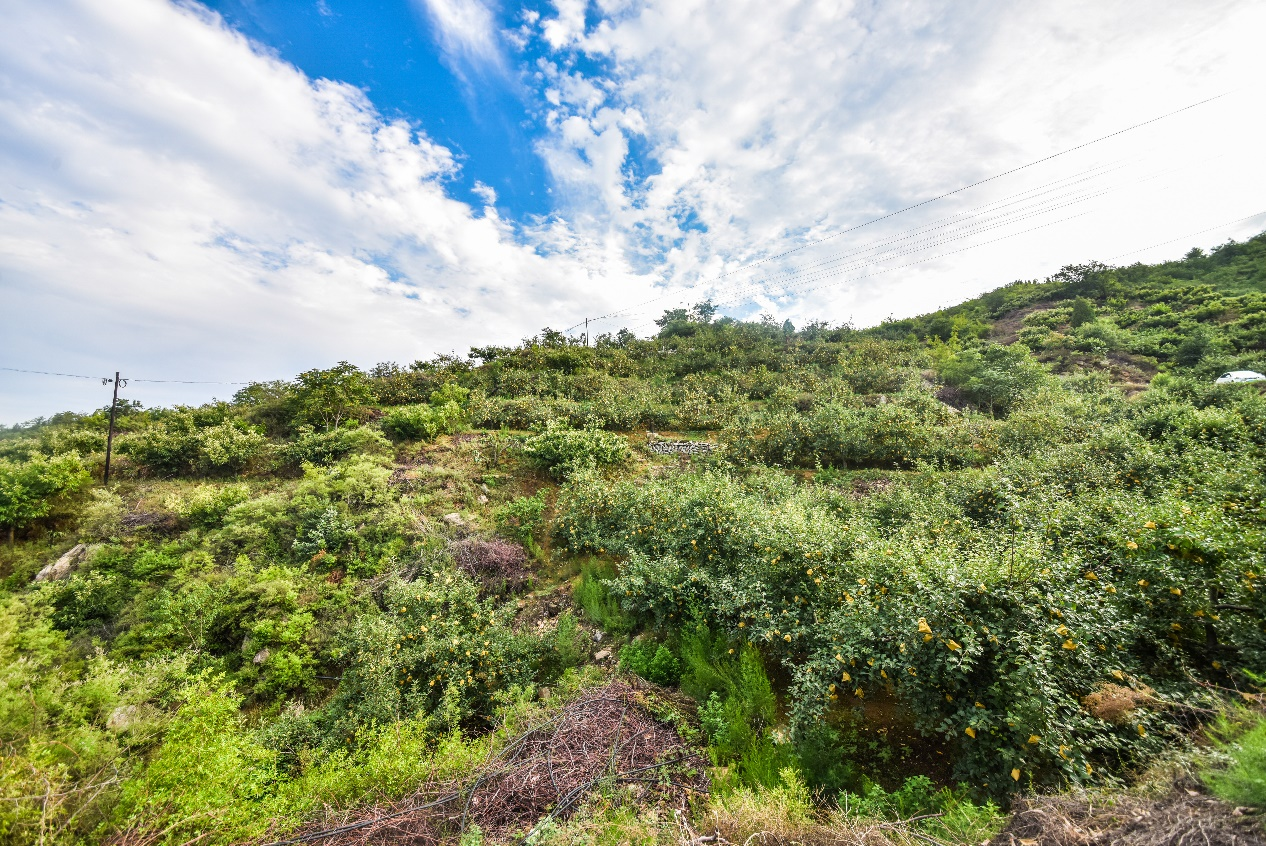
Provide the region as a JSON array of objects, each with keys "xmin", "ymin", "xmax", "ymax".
[{"xmin": 1214, "ymin": 370, "xmax": 1266, "ymax": 384}]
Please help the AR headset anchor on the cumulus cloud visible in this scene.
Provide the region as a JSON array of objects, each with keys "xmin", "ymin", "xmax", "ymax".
[
  {"xmin": 4, "ymin": 0, "xmax": 1266, "ymax": 421},
  {"xmin": 531, "ymin": 0, "xmax": 1266, "ymax": 332},
  {"xmin": 0, "ymin": 0, "xmax": 644, "ymax": 419}
]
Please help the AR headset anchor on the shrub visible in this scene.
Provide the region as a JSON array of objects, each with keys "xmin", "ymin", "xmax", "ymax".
[
  {"xmin": 520, "ymin": 422, "xmax": 629, "ymax": 479},
  {"xmin": 450, "ymin": 538, "xmax": 531, "ymax": 594},
  {"xmin": 619, "ymin": 639, "xmax": 681, "ymax": 686},
  {"xmin": 126, "ymin": 414, "xmax": 268, "ymax": 476},
  {"xmin": 166, "ymin": 483, "xmax": 251, "ymax": 527},
  {"xmin": 79, "ymin": 487, "xmax": 125, "ymax": 540},
  {"xmin": 380, "ymin": 402, "xmax": 466, "ymax": 442},
  {"xmin": 283, "ymin": 424, "xmax": 391, "ymax": 466},
  {"xmin": 0, "ymin": 452, "xmax": 90, "ymax": 542},
  {"xmin": 495, "ymin": 493, "xmax": 546, "ymax": 548},
  {"xmin": 937, "ymin": 343, "xmax": 1047, "ymax": 416},
  {"xmin": 323, "ymin": 568, "xmax": 538, "ymax": 736},
  {"xmin": 555, "ymin": 464, "xmax": 1262, "ymax": 795},
  {"xmin": 573, "ymin": 563, "xmax": 632, "ymax": 635}
]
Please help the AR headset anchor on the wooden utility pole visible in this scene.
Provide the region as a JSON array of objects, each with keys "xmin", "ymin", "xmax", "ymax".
[
  {"xmin": 104, "ymin": 372, "xmax": 121, "ymax": 485},
  {"xmin": 584, "ymin": 317, "xmax": 589, "ymax": 347}
]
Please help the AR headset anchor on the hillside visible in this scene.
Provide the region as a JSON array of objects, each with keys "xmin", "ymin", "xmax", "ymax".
[{"xmin": 2, "ymin": 233, "xmax": 1265, "ymax": 845}]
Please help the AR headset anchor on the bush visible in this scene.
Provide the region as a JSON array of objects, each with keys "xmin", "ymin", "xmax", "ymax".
[
  {"xmin": 0, "ymin": 452, "xmax": 90, "ymax": 541},
  {"xmin": 126, "ymin": 414, "xmax": 268, "ymax": 476},
  {"xmin": 79, "ymin": 487, "xmax": 125, "ymax": 540},
  {"xmin": 937, "ymin": 343, "xmax": 1047, "ymax": 416},
  {"xmin": 323, "ymin": 567, "xmax": 538, "ymax": 736},
  {"xmin": 495, "ymin": 493, "xmax": 546, "ymax": 548},
  {"xmin": 282, "ymin": 425, "xmax": 391, "ymax": 466},
  {"xmin": 573, "ymin": 563, "xmax": 633, "ymax": 635},
  {"xmin": 379, "ymin": 402, "xmax": 466, "ymax": 442},
  {"xmin": 520, "ymin": 422, "xmax": 630, "ymax": 479},
  {"xmin": 555, "ymin": 463, "xmax": 1262, "ymax": 795},
  {"xmin": 619, "ymin": 639, "xmax": 681, "ymax": 686}
]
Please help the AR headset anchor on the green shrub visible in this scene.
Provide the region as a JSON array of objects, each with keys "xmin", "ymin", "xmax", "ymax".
[
  {"xmin": 619, "ymin": 639, "xmax": 680, "ymax": 686},
  {"xmin": 0, "ymin": 451, "xmax": 90, "ymax": 542},
  {"xmin": 79, "ymin": 487, "xmax": 125, "ymax": 540},
  {"xmin": 521, "ymin": 421, "xmax": 630, "ymax": 479},
  {"xmin": 126, "ymin": 413, "xmax": 269, "ymax": 476},
  {"xmin": 283, "ymin": 424, "xmax": 391, "ymax": 466},
  {"xmin": 936, "ymin": 343, "xmax": 1047, "ymax": 416},
  {"xmin": 379, "ymin": 402, "xmax": 466, "ymax": 442},
  {"xmin": 323, "ymin": 567, "xmax": 538, "ymax": 737},
  {"xmin": 556, "ymin": 461, "xmax": 1263, "ymax": 795},
  {"xmin": 573, "ymin": 563, "xmax": 632, "ymax": 635},
  {"xmin": 495, "ymin": 493, "xmax": 545, "ymax": 548},
  {"xmin": 839, "ymin": 776, "xmax": 1001, "ymax": 841}
]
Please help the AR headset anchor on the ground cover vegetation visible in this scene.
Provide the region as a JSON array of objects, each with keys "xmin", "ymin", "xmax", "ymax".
[{"xmin": 2, "ymin": 234, "xmax": 1266, "ymax": 844}]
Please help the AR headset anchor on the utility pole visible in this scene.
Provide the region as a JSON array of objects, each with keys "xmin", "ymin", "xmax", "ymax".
[
  {"xmin": 584, "ymin": 317, "xmax": 589, "ymax": 347},
  {"xmin": 103, "ymin": 372, "xmax": 123, "ymax": 485}
]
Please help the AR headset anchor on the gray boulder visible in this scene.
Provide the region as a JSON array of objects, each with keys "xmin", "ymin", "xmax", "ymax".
[{"xmin": 34, "ymin": 544, "xmax": 94, "ymax": 582}]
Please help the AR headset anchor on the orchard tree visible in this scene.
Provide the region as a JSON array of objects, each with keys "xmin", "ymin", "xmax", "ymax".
[{"xmin": 291, "ymin": 362, "xmax": 373, "ymax": 431}]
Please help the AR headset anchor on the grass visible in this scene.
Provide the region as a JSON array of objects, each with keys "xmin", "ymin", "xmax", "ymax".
[{"xmin": 1204, "ymin": 712, "xmax": 1266, "ymax": 809}]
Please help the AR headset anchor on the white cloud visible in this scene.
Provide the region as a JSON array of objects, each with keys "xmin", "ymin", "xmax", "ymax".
[
  {"xmin": 0, "ymin": 0, "xmax": 647, "ymax": 421},
  {"xmin": 542, "ymin": 0, "xmax": 589, "ymax": 49},
  {"xmin": 414, "ymin": 0, "xmax": 508, "ymax": 78},
  {"xmin": 4, "ymin": 0, "xmax": 1266, "ymax": 422},
  {"xmin": 534, "ymin": 0, "xmax": 1266, "ymax": 332}
]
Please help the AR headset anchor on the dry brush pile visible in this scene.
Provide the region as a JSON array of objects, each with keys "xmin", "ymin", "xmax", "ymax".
[{"xmin": 252, "ymin": 681, "xmax": 707, "ymax": 846}]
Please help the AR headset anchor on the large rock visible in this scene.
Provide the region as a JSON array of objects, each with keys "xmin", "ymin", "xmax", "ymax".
[{"xmin": 34, "ymin": 544, "xmax": 94, "ymax": 582}]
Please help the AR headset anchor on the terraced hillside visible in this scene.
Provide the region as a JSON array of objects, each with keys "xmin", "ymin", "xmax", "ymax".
[{"xmin": 2, "ymin": 233, "xmax": 1265, "ymax": 845}]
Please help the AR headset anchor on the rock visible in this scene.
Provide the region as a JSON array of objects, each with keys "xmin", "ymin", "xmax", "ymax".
[
  {"xmin": 35, "ymin": 543, "xmax": 90, "ymax": 582},
  {"xmin": 538, "ymin": 686, "xmax": 551, "ymax": 701},
  {"xmin": 107, "ymin": 705, "xmax": 137, "ymax": 732},
  {"xmin": 592, "ymin": 631, "xmax": 604, "ymax": 643},
  {"xmin": 441, "ymin": 512, "xmax": 466, "ymax": 526},
  {"xmin": 253, "ymin": 648, "xmax": 271, "ymax": 664},
  {"xmin": 477, "ymin": 494, "xmax": 489, "ymax": 504},
  {"xmin": 594, "ymin": 649, "xmax": 612, "ymax": 661}
]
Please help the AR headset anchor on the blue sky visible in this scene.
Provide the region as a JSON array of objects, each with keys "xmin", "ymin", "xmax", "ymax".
[
  {"xmin": 2, "ymin": 0, "xmax": 1265, "ymax": 421},
  {"xmin": 201, "ymin": 0, "xmax": 554, "ymax": 216}
]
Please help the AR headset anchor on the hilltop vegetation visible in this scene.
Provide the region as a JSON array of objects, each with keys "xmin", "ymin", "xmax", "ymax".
[{"xmin": 2, "ymin": 233, "xmax": 1265, "ymax": 844}]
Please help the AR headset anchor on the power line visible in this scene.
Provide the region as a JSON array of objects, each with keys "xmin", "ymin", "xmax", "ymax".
[
  {"xmin": 590, "ymin": 153, "xmax": 1208, "ymax": 333},
  {"xmin": 607, "ymin": 171, "xmax": 1129, "ymax": 330},
  {"xmin": 0, "ymin": 366, "xmax": 252, "ymax": 385},
  {"xmin": 565, "ymin": 92, "xmax": 1228, "ymax": 334},
  {"xmin": 624, "ymin": 207, "xmax": 1097, "ymax": 333},
  {"xmin": 1, "ymin": 366, "xmax": 103, "ymax": 381},
  {"xmin": 1108, "ymin": 211, "xmax": 1266, "ymax": 260},
  {"xmin": 566, "ymin": 163, "xmax": 1115, "ymax": 334}
]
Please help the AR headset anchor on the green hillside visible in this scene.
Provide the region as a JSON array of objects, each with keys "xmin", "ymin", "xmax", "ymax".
[{"xmin": 2, "ymin": 233, "xmax": 1265, "ymax": 845}]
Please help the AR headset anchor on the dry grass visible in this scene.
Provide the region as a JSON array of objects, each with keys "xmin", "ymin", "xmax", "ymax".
[{"xmin": 994, "ymin": 787, "xmax": 1264, "ymax": 846}]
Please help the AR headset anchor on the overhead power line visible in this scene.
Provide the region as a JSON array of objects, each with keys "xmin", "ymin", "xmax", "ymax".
[
  {"xmin": 623, "ymin": 207, "xmax": 1098, "ymax": 332},
  {"xmin": 0, "ymin": 366, "xmax": 252, "ymax": 385},
  {"xmin": 601, "ymin": 165, "xmax": 1145, "ymax": 330},
  {"xmin": 1108, "ymin": 211, "xmax": 1266, "ymax": 260},
  {"xmin": 565, "ymin": 92, "xmax": 1228, "ymax": 334}
]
